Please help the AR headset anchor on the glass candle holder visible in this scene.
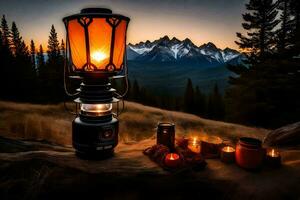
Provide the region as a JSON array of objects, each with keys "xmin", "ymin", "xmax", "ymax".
[
  {"xmin": 188, "ymin": 137, "xmax": 201, "ymax": 154},
  {"xmin": 266, "ymin": 148, "xmax": 281, "ymax": 168},
  {"xmin": 221, "ymin": 146, "xmax": 235, "ymax": 163}
]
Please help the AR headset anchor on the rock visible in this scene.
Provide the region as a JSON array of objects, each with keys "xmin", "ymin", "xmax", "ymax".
[{"xmin": 264, "ymin": 121, "xmax": 300, "ymax": 147}]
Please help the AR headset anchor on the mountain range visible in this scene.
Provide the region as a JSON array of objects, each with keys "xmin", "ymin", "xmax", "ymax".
[
  {"xmin": 127, "ymin": 35, "xmax": 242, "ymax": 65},
  {"xmin": 126, "ymin": 36, "xmax": 244, "ymax": 95}
]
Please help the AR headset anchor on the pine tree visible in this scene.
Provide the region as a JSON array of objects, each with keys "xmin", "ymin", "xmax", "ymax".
[
  {"xmin": 37, "ymin": 45, "xmax": 45, "ymax": 72},
  {"xmin": 30, "ymin": 40, "xmax": 36, "ymax": 69},
  {"xmin": 0, "ymin": 29, "xmax": 2, "ymax": 51},
  {"xmin": 184, "ymin": 78, "xmax": 194, "ymax": 113},
  {"xmin": 207, "ymin": 84, "xmax": 224, "ymax": 119},
  {"xmin": 226, "ymin": 58, "xmax": 300, "ymax": 128},
  {"xmin": 40, "ymin": 24, "xmax": 64, "ymax": 102},
  {"xmin": 47, "ymin": 25, "xmax": 60, "ymax": 60},
  {"xmin": 1, "ymin": 15, "xmax": 11, "ymax": 49},
  {"xmin": 236, "ymin": 0, "xmax": 280, "ymax": 60},
  {"xmin": 276, "ymin": 0, "xmax": 293, "ymax": 54},
  {"xmin": 212, "ymin": 84, "xmax": 225, "ymax": 120},
  {"xmin": 289, "ymin": 0, "xmax": 300, "ymax": 55},
  {"xmin": 194, "ymin": 86, "xmax": 206, "ymax": 116},
  {"xmin": 0, "ymin": 15, "xmax": 13, "ymax": 99},
  {"xmin": 11, "ymin": 22, "xmax": 29, "ymax": 58},
  {"xmin": 60, "ymin": 39, "xmax": 65, "ymax": 58}
]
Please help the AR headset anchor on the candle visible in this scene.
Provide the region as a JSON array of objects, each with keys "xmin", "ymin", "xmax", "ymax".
[
  {"xmin": 164, "ymin": 153, "xmax": 181, "ymax": 168},
  {"xmin": 221, "ymin": 146, "xmax": 235, "ymax": 163},
  {"xmin": 188, "ymin": 137, "xmax": 201, "ymax": 154},
  {"xmin": 266, "ymin": 148, "xmax": 281, "ymax": 167},
  {"xmin": 201, "ymin": 135, "xmax": 222, "ymax": 158}
]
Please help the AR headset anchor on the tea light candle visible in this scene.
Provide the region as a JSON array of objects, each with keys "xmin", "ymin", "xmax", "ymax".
[
  {"xmin": 266, "ymin": 148, "xmax": 281, "ymax": 167},
  {"xmin": 164, "ymin": 153, "xmax": 181, "ymax": 168},
  {"xmin": 221, "ymin": 146, "xmax": 235, "ymax": 163},
  {"xmin": 188, "ymin": 137, "xmax": 201, "ymax": 154}
]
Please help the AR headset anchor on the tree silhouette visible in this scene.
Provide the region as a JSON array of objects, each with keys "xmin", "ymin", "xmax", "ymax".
[
  {"xmin": 276, "ymin": 0, "xmax": 293, "ymax": 54},
  {"xmin": 39, "ymin": 25, "xmax": 64, "ymax": 102},
  {"xmin": 60, "ymin": 39, "xmax": 65, "ymax": 59},
  {"xmin": 184, "ymin": 78, "xmax": 194, "ymax": 113},
  {"xmin": 289, "ymin": 0, "xmax": 300, "ymax": 55},
  {"xmin": 30, "ymin": 40, "xmax": 36, "ymax": 69},
  {"xmin": 236, "ymin": 0, "xmax": 279, "ymax": 60},
  {"xmin": 37, "ymin": 45, "xmax": 45, "ymax": 73},
  {"xmin": 47, "ymin": 25, "xmax": 60, "ymax": 59},
  {"xmin": 194, "ymin": 86, "xmax": 206, "ymax": 116}
]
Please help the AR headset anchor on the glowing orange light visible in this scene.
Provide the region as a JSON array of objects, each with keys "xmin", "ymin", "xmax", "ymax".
[
  {"xmin": 192, "ymin": 137, "xmax": 197, "ymax": 146},
  {"xmin": 223, "ymin": 146, "xmax": 235, "ymax": 153},
  {"xmin": 170, "ymin": 153, "xmax": 175, "ymax": 160},
  {"xmin": 91, "ymin": 51, "xmax": 107, "ymax": 63},
  {"xmin": 65, "ymin": 15, "xmax": 129, "ymax": 72},
  {"xmin": 188, "ymin": 137, "xmax": 201, "ymax": 154},
  {"xmin": 269, "ymin": 148, "xmax": 279, "ymax": 157}
]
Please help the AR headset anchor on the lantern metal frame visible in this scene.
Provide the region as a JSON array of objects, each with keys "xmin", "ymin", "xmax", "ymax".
[{"xmin": 63, "ymin": 8, "xmax": 130, "ymax": 76}]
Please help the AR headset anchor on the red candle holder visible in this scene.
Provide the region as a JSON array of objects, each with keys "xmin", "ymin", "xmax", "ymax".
[
  {"xmin": 235, "ymin": 137, "xmax": 265, "ymax": 170},
  {"xmin": 164, "ymin": 153, "xmax": 181, "ymax": 168}
]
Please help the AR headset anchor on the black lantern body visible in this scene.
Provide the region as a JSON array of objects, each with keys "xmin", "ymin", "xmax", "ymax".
[{"xmin": 63, "ymin": 8, "xmax": 130, "ymax": 159}]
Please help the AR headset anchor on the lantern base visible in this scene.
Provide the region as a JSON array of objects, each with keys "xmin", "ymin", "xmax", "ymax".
[{"xmin": 72, "ymin": 116, "xmax": 118, "ymax": 160}]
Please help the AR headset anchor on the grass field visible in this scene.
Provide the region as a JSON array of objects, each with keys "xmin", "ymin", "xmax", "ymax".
[{"xmin": 0, "ymin": 100, "xmax": 269, "ymax": 147}]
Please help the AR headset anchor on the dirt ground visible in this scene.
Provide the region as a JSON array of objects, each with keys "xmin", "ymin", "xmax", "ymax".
[{"xmin": 0, "ymin": 137, "xmax": 300, "ymax": 200}]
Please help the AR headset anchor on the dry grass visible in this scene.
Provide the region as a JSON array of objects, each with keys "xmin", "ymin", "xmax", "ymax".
[{"xmin": 0, "ymin": 100, "xmax": 269, "ymax": 147}]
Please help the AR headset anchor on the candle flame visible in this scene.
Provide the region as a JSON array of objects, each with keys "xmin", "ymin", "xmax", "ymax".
[
  {"xmin": 170, "ymin": 153, "xmax": 175, "ymax": 160},
  {"xmin": 268, "ymin": 148, "xmax": 279, "ymax": 157},
  {"xmin": 271, "ymin": 149, "xmax": 275, "ymax": 157},
  {"xmin": 192, "ymin": 137, "xmax": 197, "ymax": 145},
  {"xmin": 91, "ymin": 51, "xmax": 107, "ymax": 62},
  {"xmin": 223, "ymin": 146, "xmax": 235, "ymax": 152}
]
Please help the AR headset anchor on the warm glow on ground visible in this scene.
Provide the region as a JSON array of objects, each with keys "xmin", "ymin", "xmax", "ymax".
[{"xmin": 91, "ymin": 51, "xmax": 107, "ymax": 63}]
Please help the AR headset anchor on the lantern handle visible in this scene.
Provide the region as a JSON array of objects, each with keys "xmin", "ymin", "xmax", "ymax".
[{"xmin": 113, "ymin": 92, "xmax": 125, "ymax": 117}]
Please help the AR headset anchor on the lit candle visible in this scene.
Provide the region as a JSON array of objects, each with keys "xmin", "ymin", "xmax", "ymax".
[
  {"xmin": 164, "ymin": 153, "xmax": 181, "ymax": 168},
  {"xmin": 220, "ymin": 146, "xmax": 235, "ymax": 163},
  {"xmin": 266, "ymin": 148, "xmax": 281, "ymax": 167},
  {"xmin": 188, "ymin": 137, "xmax": 201, "ymax": 154}
]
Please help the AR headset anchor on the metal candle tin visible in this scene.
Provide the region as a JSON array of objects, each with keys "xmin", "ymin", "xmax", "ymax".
[{"xmin": 157, "ymin": 122, "xmax": 175, "ymax": 150}]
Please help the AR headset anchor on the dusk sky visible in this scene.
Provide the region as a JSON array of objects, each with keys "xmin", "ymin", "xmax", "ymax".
[{"xmin": 0, "ymin": 0, "xmax": 247, "ymax": 50}]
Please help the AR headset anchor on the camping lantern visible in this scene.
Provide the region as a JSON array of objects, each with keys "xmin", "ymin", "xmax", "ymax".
[{"xmin": 63, "ymin": 8, "xmax": 130, "ymax": 159}]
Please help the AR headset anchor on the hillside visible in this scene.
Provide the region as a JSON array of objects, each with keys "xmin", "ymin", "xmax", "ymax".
[
  {"xmin": 0, "ymin": 100, "xmax": 268, "ymax": 146},
  {"xmin": 1, "ymin": 101, "xmax": 300, "ymax": 200}
]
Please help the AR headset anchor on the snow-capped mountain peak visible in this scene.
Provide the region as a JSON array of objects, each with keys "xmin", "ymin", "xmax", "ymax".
[{"xmin": 127, "ymin": 36, "xmax": 241, "ymax": 64}]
